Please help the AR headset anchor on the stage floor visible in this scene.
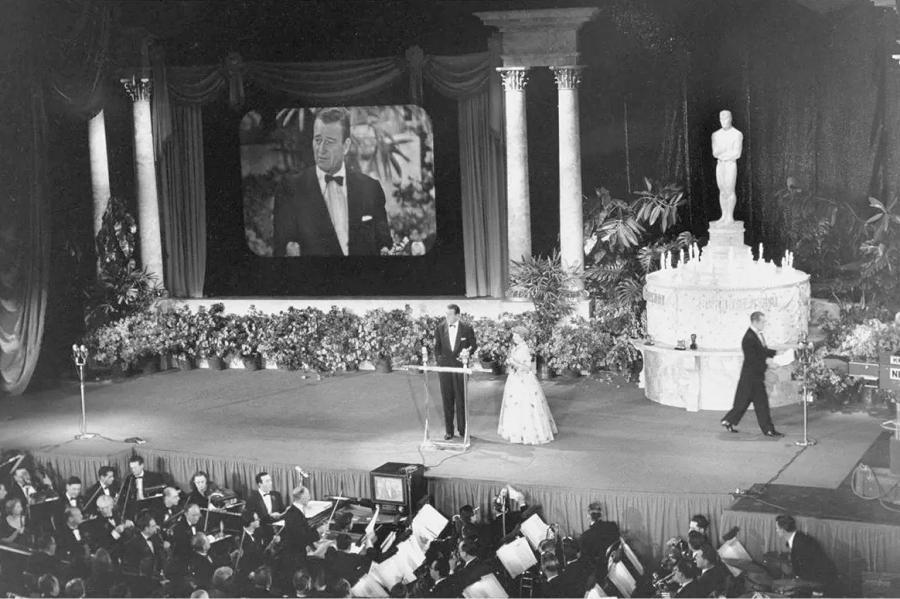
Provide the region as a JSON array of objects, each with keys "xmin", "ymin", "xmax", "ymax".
[{"xmin": 1, "ymin": 368, "xmax": 882, "ymax": 495}]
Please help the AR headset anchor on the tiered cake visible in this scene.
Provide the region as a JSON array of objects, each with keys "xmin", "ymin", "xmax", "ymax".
[{"xmin": 638, "ymin": 221, "xmax": 810, "ymax": 411}]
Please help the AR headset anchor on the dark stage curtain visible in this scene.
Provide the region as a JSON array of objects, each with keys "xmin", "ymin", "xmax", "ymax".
[{"xmin": 713, "ymin": 1, "xmax": 900, "ymax": 252}]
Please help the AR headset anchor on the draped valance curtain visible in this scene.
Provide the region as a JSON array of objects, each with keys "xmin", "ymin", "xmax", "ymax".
[{"xmin": 153, "ymin": 44, "xmax": 506, "ymax": 299}]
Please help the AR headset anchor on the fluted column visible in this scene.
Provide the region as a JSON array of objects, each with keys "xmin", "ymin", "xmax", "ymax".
[
  {"xmin": 121, "ymin": 75, "xmax": 164, "ymax": 285},
  {"xmin": 551, "ymin": 66, "xmax": 585, "ymax": 291},
  {"xmin": 498, "ymin": 67, "xmax": 531, "ymax": 268},
  {"xmin": 88, "ymin": 110, "xmax": 111, "ymax": 241}
]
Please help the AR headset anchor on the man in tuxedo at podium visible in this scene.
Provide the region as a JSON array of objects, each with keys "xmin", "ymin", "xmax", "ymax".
[
  {"xmin": 721, "ymin": 311, "xmax": 789, "ymax": 437},
  {"xmin": 434, "ymin": 304, "xmax": 477, "ymax": 440},
  {"xmin": 272, "ymin": 107, "xmax": 392, "ymax": 257}
]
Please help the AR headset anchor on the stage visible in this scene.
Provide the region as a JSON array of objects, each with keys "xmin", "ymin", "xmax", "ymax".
[{"xmin": 2, "ymin": 368, "xmax": 895, "ymax": 576}]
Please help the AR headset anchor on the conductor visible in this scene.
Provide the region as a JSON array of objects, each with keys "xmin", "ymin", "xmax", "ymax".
[{"xmin": 721, "ymin": 311, "xmax": 790, "ymax": 437}]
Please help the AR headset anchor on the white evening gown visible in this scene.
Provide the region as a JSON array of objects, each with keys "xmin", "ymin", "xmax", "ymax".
[{"xmin": 497, "ymin": 342, "xmax": 558, "ymax": 445}]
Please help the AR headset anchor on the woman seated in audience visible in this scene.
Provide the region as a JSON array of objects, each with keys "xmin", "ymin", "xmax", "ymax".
[
  {"xmin": 0, "ymin": 498, "xmax": 28, "ymax": 544},
  {"xmin": 186, "ymin": 471, "xmax": 219, "ymax": 509}
]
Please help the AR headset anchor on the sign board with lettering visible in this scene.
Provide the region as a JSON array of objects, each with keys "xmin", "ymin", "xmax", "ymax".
[{"xmin": 879, "ymin": 353, "xmax": 900, "ymax": 392}]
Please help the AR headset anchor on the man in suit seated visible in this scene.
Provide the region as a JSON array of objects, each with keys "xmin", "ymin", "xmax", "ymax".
[
  {"xmin": 449, "ymin": 539, "xmax": 491, "ymax": 593},
  {"xmin": 54, "ymin": 507, "xmax": 87, "ymax": 563},
  {"xmin": 426, "ymin": 557, "xmax": 455, "ymax": 598},
  {"xmin": 558, "ymin": 537, "xmax": 590, "ymax": 598},
  {"xmin": 171, "ymin": 503, "xmax": 204, "ymax": 561},
  {"xmin": 83, "ymin": 466, "xmax": 119, "ymax": 517},
  {"xmin": 775, "ymin": 514, "xmax": 839, "ymax": 594},
  {"xmin": 24, "ymin": 534, "xmax": 61, "ymax": 581},
  {"xmin": 153, "ymin": 486, "xmax": 183, "ymax": 531},
  {"xmin": 324, "ymin": 533, "xmax": 369, "ymax": 586},
  {"xmin": 120, "ymin": 456, "xmax": 164, "ymax": 520},
  {"xmin": 272, "ymin": 106, "xmax": 392, "ymax": 257},
  {"xmin": 81, "ymin": 495, "xmax": 133, "ymax": 555},
  {"xmin": 244, "ymin": 471, "xmax": 285, "ymax": 544},
  {"xmin": 187, "ymin": 532, "xmax": 216, "ymax": 589},
  {"xmin": 694, "ymin": 543, "xmax": 730, "ymax": 598},
  {"xmin": 579, "ymin": 502, "xmax": 620, "ymax": 572},
  {"xmin": 122, "ymin": 512, "xmax": 165, "ymax": 578},
  {"xmin": 537, "ymin": 552, "xmax": 566, "ymax": 598},
  {"xmin": 672, "ymin": 558, "xmax": 702, "ymax": 598},
  {"xmin": 55, "ymin": 477, "xmax": 84, "ymax": 528},
  {"xmin": 235, "ymin": 511, "xmax": 266, "ymax": 582}
]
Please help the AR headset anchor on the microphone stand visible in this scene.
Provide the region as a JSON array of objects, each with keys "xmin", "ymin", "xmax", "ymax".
[
  {"xmin": 795, "ymin": 335, "xmax": 817, "ymax": 447},
  {"xmin": 72, "ymin": 344, "xmax": 97, "ymax": 440}
]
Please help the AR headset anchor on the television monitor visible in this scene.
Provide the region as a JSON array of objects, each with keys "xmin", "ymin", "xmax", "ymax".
[{"xmin": 369, "ymin": 462, "xmax": 426, "ymax": 514}]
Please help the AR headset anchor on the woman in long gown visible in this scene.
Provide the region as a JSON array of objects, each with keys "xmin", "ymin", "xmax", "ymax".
[{"xmin": 498, "ymin": 327, "xmax": 558, "ymax": 445}]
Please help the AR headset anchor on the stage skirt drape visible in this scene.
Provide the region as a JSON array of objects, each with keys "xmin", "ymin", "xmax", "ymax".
[
  {"xmin": 32, "ymin": 446, "xmax": 731, "ymax": 566},
  {"xmin": 720, "ymin": 509, "xmax": 900, "ymax": 583},
  {"xmin": 31, "ymin": 448, "xmax": 133, "ymax": 493},
  {"xmin": 156, "ymin": 45, "xmax": 507, "ymax": 298}
]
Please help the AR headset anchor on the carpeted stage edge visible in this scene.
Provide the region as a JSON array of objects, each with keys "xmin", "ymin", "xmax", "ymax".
[{"xmin": 2, "ymin": 368, "xmax": 896, "ymax": 575}]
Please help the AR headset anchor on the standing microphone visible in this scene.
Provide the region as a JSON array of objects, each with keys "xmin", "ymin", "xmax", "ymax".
[{"xmin": 295, "ymin": 466, "xmax": 310, "ymax": 479}]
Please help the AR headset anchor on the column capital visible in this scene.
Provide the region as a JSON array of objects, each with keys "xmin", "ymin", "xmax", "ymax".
[
  {"xmin": 120, "ymin": 75, "xmax": 152, "ymax": 102},
  {"xmin": 497, "ymin": 67, "xmax": 530, "ymax": 91},
  {"xmin": 550, "ymin": 66, "xmax": 584, "ymax": 90}
]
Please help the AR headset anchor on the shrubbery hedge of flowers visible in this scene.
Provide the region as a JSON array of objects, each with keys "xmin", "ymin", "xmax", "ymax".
[{"xmin": 83, "ymin": 303, "xmax": 647, "ymax": 378}]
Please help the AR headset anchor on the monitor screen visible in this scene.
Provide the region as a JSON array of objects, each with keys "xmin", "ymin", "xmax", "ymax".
[{"xmin": 372, "ymin": 474, "xmax": 405, "ymax": 504}]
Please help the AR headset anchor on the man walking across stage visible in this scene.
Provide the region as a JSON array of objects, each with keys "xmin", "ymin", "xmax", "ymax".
[
  {"xmin": 434, "ymin": 304, "xmax": 477, "ymax": 440},
  {"xmin": 721, "ymin": 311, "xmax": 791, "ymax": 437}
]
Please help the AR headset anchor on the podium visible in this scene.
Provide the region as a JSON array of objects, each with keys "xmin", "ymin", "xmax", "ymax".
[{"xmin": 407, "ymin": 350, "xmax": 473, "ymax": 452}]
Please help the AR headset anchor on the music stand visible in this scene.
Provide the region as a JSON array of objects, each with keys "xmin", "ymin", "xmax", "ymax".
[{"xmin": 408, "ymin": 349, "xmax": 473, "ymax": 452}]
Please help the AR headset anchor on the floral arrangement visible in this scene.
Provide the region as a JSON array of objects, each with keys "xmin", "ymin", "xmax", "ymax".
[
  {"xmin": 236, "ymin": 307, "xmax": 266, "ymax": 359},
  {"xmin": 547, "ymin": 317, "xmax": 610, "ymax": 373},
  {"xmin": 474, "ymin": 317, "xmax": 514, "ymax": 365},
  {"xmin": 357, "ymin": 307, "xmax": 413, "ymax": 363},
  {"xmin": 318, "ymin": 307, "xmax": 361, "ymax": 372}
]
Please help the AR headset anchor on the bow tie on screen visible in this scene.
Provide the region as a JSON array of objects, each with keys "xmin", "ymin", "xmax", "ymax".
[{"xmin": 325, "ymin": 174, "xmax": 344, "ymax": 186}]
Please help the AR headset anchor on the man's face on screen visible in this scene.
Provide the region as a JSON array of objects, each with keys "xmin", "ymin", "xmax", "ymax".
[{"xmin": 313, "ymin": 118, "xmax": 350, "ymax": 174}]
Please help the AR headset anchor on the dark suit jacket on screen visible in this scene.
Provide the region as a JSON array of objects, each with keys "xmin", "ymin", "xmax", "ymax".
[{"xmin": 272, "ymin": 166, "xmax": 392, "ymax": 256}]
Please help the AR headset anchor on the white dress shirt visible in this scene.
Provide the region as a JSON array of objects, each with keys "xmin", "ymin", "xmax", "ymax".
[
  {"xmin": 135, "ymin": 475, "xmax": 145, "ymax": 500},
  {"xmin": 262, "ymin": 491, "xmax": 273, "ymax": 514},
  {"xmin": 787, "ymin": 531, "xmax": 796, "ymax": 549},
  {"xmin": 448, "ymin": 322, "xmax": 459, "ymax": 351},
  {"xmin": 316, "ymin": 164, "xmax": 349, "ymax": 256}
]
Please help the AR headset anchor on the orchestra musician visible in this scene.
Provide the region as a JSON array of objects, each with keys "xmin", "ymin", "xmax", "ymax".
[
  {"xmin": 279, "ymin": 486, "xmax": 320, "ymax": 569},
  {"xmin": 170, "ymin": 503, "xmax": 204, "ymax": 561},
  {"xmin": 0, "ymin": 498, "xmax": 28, "ymax": 544},
  {"xmin": 558, "ymin": 537, "xmax": 590, "ymax": 598},
  {"xmin": 579, "ymin": 502, "xmax": 620, "ymax": 572},
  {"xmin": 81, "ymin": 495, "xmax": 133, "ymax": 555},
  {"xmin": 244, "ymin": 472, "xmax": 285, "ymax": 543},
  {"xmin": 426, "ymin": 558, "xmax": 455, "ymax": 598},
  {"xmin": 186, "ymin": 471, "xmax": 219, "ymax": 509},
  {"xmin": 54, "ymin": 507, "xmax": 88, "ymax": 566},
  {"xmin": 187, "ymin": 533, "xmax": 216, "ymax": 589},
  {"xmin": 55, "ymin": 477, "xmax": 85, "ymax": 528},
  {"xmin": 83, "ymin": 467, "xmax": 119, "ymax": 516},
  {"xmin": 123, "ymin": 512, "xmax": 166, "ymax": 578},
  {"xmin": 235, "ymin": 511, "xmax": 267, "ymax": 581},
  {"xmin": 8, "ymin": 466, "xmax": 38, "ymax": 508},
  {"xmin": 775, "ymin": 514, "xmax": 839, "ymax": 595},
  {"xmin": 694, "ymin": 543, "xmax": 731, "ymax": 598},
  {"xmin": 537, "ymin": 552, "xmax": 567, "ymax": 598},
  {"xmin": 24, "ymin": 533, "xmax": 61, "ymax": 581},
  {"xmin": 119, "ymin": 456, "xmax": 164, "ymax": 519},
  {"xmin": 154, "ymin": 487, "xmax": 183, "ymax": 531},
  {"xmin": 671, "ymin": 558, "xmax": 701, "ymax": 598},
  {"xmin": 324, "ymin": 533, "xmax": 370, "ymax": 586}
]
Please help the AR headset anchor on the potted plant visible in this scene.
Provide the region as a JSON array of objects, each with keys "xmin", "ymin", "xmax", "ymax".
[
  {"xmin": 130, "ymin": 311, "xmax": 164, "ymax": 375},
  {"xmin": 474, "ymin": 317, "xmax": 512, "ymax": 374},
  {"xmin": 359, "ymin": 307, "xmax": 413, "ymax": 372},
  {"xmin": 235, "ymin": 307, "xmax": 265, "ymax": 370},
  {"xmin": 161, "ymin": 306, "xmax": 199, "ymax": 370},
  {"xmin": 547, "ymin": 318, "xmax": 601, "ymax": 378},
  {"xmin": 319, "ymin": 307, "xmax": 361, "ymax": 373},
  {"xmin": 508, "ymin": 251, "xmax": 577, "ymax": 372},
  {"xmin": 85, "ymin": 320, "xmax": 126, "ymax": 377}
]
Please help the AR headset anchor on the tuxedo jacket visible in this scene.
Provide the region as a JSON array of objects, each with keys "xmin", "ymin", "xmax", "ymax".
[
  {"xmin": 427, "ymin": 577, "xmax": 458, "ymax": 598},
  {"xmin": 123, "ymin": 533, "xmax": 164, "ymax": 576},
  {"xmin": 449, "ymin": 557, "xmax": 492, "ymax": 593},
  {"xmin": 579, "ymin": 520, "xmax": 620, "ymax": 564},
  {"xmin": 790, "ymin": 531, "xmax": 836, "ymax": 586},
  {"xmin": 171, "ymin": 517, "xmax": 202, "ymax": 559},
  {"xmin": 245, "ymin": 489, "xmax": 285, "ymax": 525},
  {"xmin": 434, "ymin": 321, "xmax": 478, "ymax": 368},
  {"xmin": 273, "ymin": 166, "xmax": 392, "ymax": 256},
  {"xmin": 188, "ymin": 552, "xmax": 216, "ymax": 588},
  {"xmin": 536, "ymin": 575, "xmax": 567, "ymax": 598},
  {"xmin": 237, "ymin": 530, "xmax": 266, "ymax": 576},
  {"xmin": 695, "ymin": 563, "xmax": 730, "ymax": 598},
  {"xmin": 280, "ymin": 504, "xmax": 320, "ymax": 554},
  {"xmin": 559, "ymin": 559, "xmax": 590, "ymax": 597},
  {"xmin": 739, "ymin": 328, "xmax": 777, "ymax": 379},
  {"xmin": 55, "ymin": 494, "xmax": 86, "ymax": 528},
  {"xmin": 54, "ymin": 525, "xmax": 87, "ymax": 561},
  {"xmin": 83, "ymin": 481, "xmax": 120, "ymax": 515},
  {"xmin": 81, "ymin": 514, "xmax": 125, "ymax": 554},
  {"xmin": 324, "ymin": 547, "xmax": 369, "ymax": 584},
  {"xmin": 674, "ymin": 580, "xmax": 701, "ymax": 598}
]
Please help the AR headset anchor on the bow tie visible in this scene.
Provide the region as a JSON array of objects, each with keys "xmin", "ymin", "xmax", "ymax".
[
  {"xmin": 135, "ymin": 475, "xmax": 143, "ymax": 480},
  {"xmin": 325, "ymin": 174, "xmax": 344, "ymax": 186},
  {"xmin": 262, "ymin": 492, "xmax": 271, "ymax": 497}
]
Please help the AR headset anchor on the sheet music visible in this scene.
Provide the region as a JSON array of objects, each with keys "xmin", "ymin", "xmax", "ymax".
[
  {"xmin": 352, "ymin": 573, "xmax": 389, "ymax": 598},
  {"xmin": 718, "ymin": 538, "xmax": 754, "ymax": 577},
  {"xmin": 302, "ymin": 500, "xmax": 333, "ymax": 519},
  {"xmin": 411, "ymin": 504, "xmax": 448, "ymax": 541},
  {"xmin": 462, "ymin": 573, "xmax": 509, "ymax": 598},
  {"xmin": 620, "ymin": 538, "xmax": 644, "ymax": 575},
  {"xmin": 519, "ymin": 513, "xmax": 550, "ymax": 550},
  {"xmin": 496, "ymin": 536, "xmax": 537, "ymax": 578},
  {"xmin": 608, "ymin": 560, "xmax": 636, "ymax": 598}
]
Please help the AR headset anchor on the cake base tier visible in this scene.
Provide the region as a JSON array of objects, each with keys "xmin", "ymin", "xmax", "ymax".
[{"xmin": 635, "ymin": 342, "xmax": 799, "ymax": 412}]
